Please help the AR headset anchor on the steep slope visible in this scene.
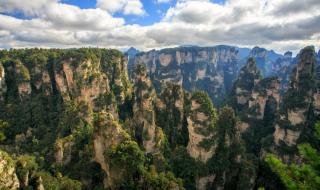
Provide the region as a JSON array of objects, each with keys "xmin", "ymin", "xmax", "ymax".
[
  {"xmin": 131, "ymin": 45, "xmax": 290, "ymax": 106},
  {"xmin": 131, "ymin": 45, "xmax": 240, "ymax": 105},
  {"xmin": 266, "ymin": 46, "xmax": 319, "ymax": 162},
  {"xmin": 0, "ymin": 48, "xmax": 183, "ymax": 190},
  {"xmin": 0, "ymin": 46, "xmax": 319, "ymax": 190},
  {"xmin": 131, "ymin": 64, "xmax": 165, "ymax": 153}
]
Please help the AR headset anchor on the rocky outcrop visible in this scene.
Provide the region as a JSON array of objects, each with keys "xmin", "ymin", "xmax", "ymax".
[
  {"xmin": 232, "ymin": 57, "xmax": 262, "ymax": 112},
  {"xmin": 93, "ymin": 111, "xmax": 130, "ymax": 189},
  {"xmin": 209, "ymin": 107, "xmax": 256, "ymax": 190},
  {"xmin": 0, "ymin": 64, "xmax": 6, "ymax": 101},
  {"xmin": 132, "ymin": 64, "xmax": 164, "ymax": 153},
  {"xmin": 249, "ymin": 47, "xmax": 282, "ymax": 76},
  {"xmin": 248, "ymin": 77, "xmax": 280, "ymax": 120},
  {"xmin": 0, "ymin": 150, "xmax": 20, "ymax": 189},
  {"xmin": 269, "ymin": 46, "xmax": 317, "ymax": 160},
  {"xmin": 155, "ymin": 83, "xmax": 187, "ymax": 147},
  {"xmin": 54, "ymin": 59, "xmax": 110, "ymax": 111},
  {"xmin": 132, "ymin": 46, "xmax": 240, "ymax": 105},
  {"xmin": 232, "ymin": 58, "xmax": 281, "ymax": 121},
  {"xmin": 186, "ymin": 92, "xmax": 217, "ymax": 163},
  {"xmin": 196, "ymin": 175, "xmax": 215, "ymax": 190},
  {"xmin": 54, "ymin": 135, "xmax": 75, "ymax": 165},
  {"xmin": 2, "ymin": 60, "xmax": 31, "ymax": 100}
]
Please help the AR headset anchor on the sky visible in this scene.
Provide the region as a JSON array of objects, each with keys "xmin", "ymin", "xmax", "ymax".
[{"xmin": 0, "ymin": 0, "xmax": 319, "ymax": 53}]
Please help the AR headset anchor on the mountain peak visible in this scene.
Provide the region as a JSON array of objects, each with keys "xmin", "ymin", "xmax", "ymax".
[{"xmin": 126, "ymin": 47, "xmax": 140, "ymax": 56}]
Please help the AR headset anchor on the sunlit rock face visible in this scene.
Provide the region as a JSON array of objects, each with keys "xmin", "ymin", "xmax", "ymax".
[
  {"xmin": 268, "ymin": 46, "xmax": 318, "ymax": 162},
  {"xmin": 132, "ymin": 64, "xmax": 164, "ymax": 153},
  {"xmin": 186, "ymin": 98, "xmax": 217, "ymax": 163},
  {"xmin": 131, "ymin": 46, "xmax": 240, "ymax": 105},
  {"xmin": 0, "ymin": 64, "xmax": 6, "ymax": 101},
  {"xmin": 0, "ymin": 151, "xmax": 20, "ymax": 190},
  {"xmin": 92, "ymin": 112, "xmax": 130, "ymax": 189},
  {"xmin": 131, "ymin": 45, "xmax": 291, "ymax": 106}
]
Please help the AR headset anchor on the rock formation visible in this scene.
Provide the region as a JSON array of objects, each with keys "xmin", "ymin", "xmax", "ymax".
[
  {"xmin": 269, "ymin": 46, "xmax": 318, "ymax": 161},
  {"xmin": 132, "ymin": 46, "xmax": 240, "ymax": 105},
  {"xmin": 132, "ymin": 64, "xmax": 164, "ymax": 153},
  {"xmin": 232, "ymin": 57, "xmax": 262, "ymax": 113},
  {"xmin": 186, "ymin": 92, "xmax": 217, "ymax": 163},
  {"xmin": 0, "ymin": 64, "xmax": 6, "ymax": 101},
  {"xmin": 93, "ymin": 111, "xmax": 130, "ymax": 189},
  {"xmin": 155, "ymin": 83, "xmax": 188, "ymax": 147},
  {"xmin": 0, "ymin": 150, "xmax": 20, "ymax": 189}
]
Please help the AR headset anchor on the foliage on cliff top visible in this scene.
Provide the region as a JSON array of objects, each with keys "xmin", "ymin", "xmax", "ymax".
[
  {"xmin": 191, "ymin": 91, "xmax": 217, "ymax": 122},
  {"xmin": 106, "ymin": 140, "xmax": 184, "ymax": 189}
]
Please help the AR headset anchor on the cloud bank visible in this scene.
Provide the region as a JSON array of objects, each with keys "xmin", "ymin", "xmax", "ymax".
[{"xmin": 0, "ymin": 0, "xmax": 319, "ymax": 53}]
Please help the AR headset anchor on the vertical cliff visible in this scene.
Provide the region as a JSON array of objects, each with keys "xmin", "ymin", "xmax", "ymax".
[
  {"xmin": 231, "ymin": 57, "xmax": 262, "ymax": 113},
  {"xmin": 155, "ymin": 83, "xmax": 188, "ymax": 147},
  {"xmin": 186, "ymin": 92, "xmax": 217, "ymax": 163},
  {"xmin": 132, "ymin": 46, "xmax": 239, "ymax": 105},
  {"xmin": 132, "ymin": 64, "xmax": 164, "ymax": 153},
  {"xmin": 0, "ymin": 150, "xmax": 20, "ymax": 189},
  {"xmin": 0, "ymin": 63, "xmax": 6, "ymax": 101},
  {"xmin": 268, "ymin": 46, "xmax": 318, "ymax": 162}
]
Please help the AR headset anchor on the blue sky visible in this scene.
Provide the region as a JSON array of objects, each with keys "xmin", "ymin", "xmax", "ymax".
[{"xmin": 0, "ymin": 0, "xmax": 319, "ymax": 53}]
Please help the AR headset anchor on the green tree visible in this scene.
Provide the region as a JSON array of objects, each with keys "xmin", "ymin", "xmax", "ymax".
[
  {"xmin": 265, "ymin": 122, "xmax": 320, "ymax": 190},
  {"xmin": 0, "ymin": 120, "xmax": 9, "ymax": 141}
]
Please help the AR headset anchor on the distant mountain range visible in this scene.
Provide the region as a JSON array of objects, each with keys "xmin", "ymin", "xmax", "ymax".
[{"xmin": 127, "ymin": 45, "xmax": 302, "ymax": 105}]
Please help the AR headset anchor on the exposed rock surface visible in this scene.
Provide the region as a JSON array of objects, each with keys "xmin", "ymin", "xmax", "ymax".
[
  {"xmin": 132, "ymin": 46, "xmax": 240, "ymax": 105},
  {"xmin": 155, "ymin": 83, "xmax": 187, "ymax": 147},
  {"xmin": 232, "ymin": 57, "xmax": 262, "ymax": 112},
  {"xmin": 132, "ymin": 64, "xmax": 164, "ymax": 153},
  {"xmin": 54, "ymin": 136, "xmax": 75, "ymax": 165},
  {"xmin": 196, "ymin": 175, "xmax": 215, "ymax": 190},
  {"xmin": 0, "ymin": 150, "xmax": 20, "ymax": 189},
  {"xmin": 186, "ymin": 92, "xmax": 217, "ymax": 163},
  {"xmin": 93, "ymin": 112, "xmax": 130, "ymax": 189},
  {"xmin": 0, "ymin": 64, "xmax": 6, "ymax": 101},
  {"xmin": 268, "ymin": 46, "xmax": 318, "ymax": 161}
]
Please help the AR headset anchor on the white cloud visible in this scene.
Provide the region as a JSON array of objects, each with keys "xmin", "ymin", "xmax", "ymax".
[
  {"xmin": 157, "ymin": 0, "xmax": 172, "ymax": 3},
  {"xmin": 0, "ymin": 0, "xmax": 319, "ymax": 53},
  {"xmin": 96, "ymin": 0, "xmax": 145, "ymax": 16},
  {"xmin": 0, "ymin": 0, "xmax": 58, "ymax": 16}
]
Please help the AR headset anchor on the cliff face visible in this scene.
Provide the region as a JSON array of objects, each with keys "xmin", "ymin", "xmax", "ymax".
[
  {"xmin": 186, "ymin": 92, "xmax": 217, "ymax": 163},
  {"xmin": 132, "ymin": 64, "xmax": 165, "ymax": 153},
  {"xmin": 0, "ymin": 46, "xmax": 318, "ymax": 190},
  {"xmin": 92, "ymin": 112, "xmax": 130, "ymax": 189},
  {"xmin": 273, "ymin": 51, "xmax": 294, "ymax": 92},
  {"xmin": 232, "ymin": 58, "xmax": 262, "ymax": 112},
  {"xmin": 249, "ymin": 47, "xmax": 283, "ymax": 77},
  {"xmin": 0, "ymin": 64, "xmax": 6, "ymax": 101},
  {"xmin": 0, "ymin": 48, "xmax": 133, "ymax": 189},
  {"xmin": 132, "ymin": 46, "xmax": 239, "ymax": 105},
  {"xmin": 231, "ymin": 58, "xmax": 281, "ymax": 156},
  {"xmin": 0, "ymin": 151, "xmax": 20, "ymax": 189},
  {"xmin": 131, "ymin": 46, "xmax": 296, "ymax": 106},
  {"xmin": 267, "ymin": 46, "xmax": 318, "ymax": 162},
  {"xmin": 155, "ymin": 83, "xmax": 188, "ymax": 147}
]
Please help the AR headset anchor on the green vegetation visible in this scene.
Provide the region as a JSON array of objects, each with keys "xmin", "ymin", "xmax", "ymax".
[
  {"xmin": 266, "ymin": 122, "xmax": 320, "ymax": 190},
  {"xmin": 0, "ymin": 47, "xmax": 318, "ymax": 190},
  {"xmin": 0, "ymin": 120, "xmax": 9, "ymax": 142},
  {"xmin": 106, "ymin": 140, "xmax": 184, "ymax": 189},
  {"xmin": 191, "ymin": 91, "xmax": 217, "ymax": 121}
]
